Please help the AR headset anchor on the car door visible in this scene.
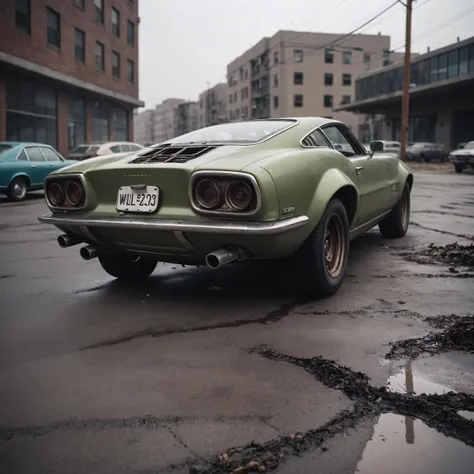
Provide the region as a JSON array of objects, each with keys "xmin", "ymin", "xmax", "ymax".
[
  {"xmin": 321, "ymin": 123, "xmax": 391, "ymax": 228},
  {"xmin": 40, "ymin": 146, "xmax": 66, "ymax": 171},
  {"xmin": 24, "ymin": 146, "xmax": 52, "ymax": 186}
]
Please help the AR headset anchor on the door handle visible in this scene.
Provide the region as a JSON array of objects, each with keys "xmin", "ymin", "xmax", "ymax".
[
  {"xmin": 30, "ymin": 164, "xmax": 37, "ymax": 168},
  {"xmin": 355, "ymin": 166, "xmax": 363, "ymax": 174}
]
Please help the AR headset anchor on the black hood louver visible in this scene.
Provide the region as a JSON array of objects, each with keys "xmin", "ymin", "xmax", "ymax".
[{"xmin": 130, "ymin": 144, "xmax": 221, "ymax": 164}]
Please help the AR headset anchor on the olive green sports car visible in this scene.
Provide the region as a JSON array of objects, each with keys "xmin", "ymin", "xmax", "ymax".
[{"xmin": 38, "ymin": 117, "xmax": 413, "ymax": 297}]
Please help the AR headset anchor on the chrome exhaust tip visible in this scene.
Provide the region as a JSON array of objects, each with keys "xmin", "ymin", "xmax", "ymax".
[
  {"xmin": 205, "ymin": 248, "xmax": 245, "ymax": 269},
  {"xmin": 79, "ymin": 245, "xmax": 100, "ymax": 260},
  {"xmin": 58, "ymin": 234, "xmax": 83, "ymax": 248}
]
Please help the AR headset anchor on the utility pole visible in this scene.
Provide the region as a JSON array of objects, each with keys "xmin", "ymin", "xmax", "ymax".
[{"xmin": 400, "ymin": 0, "xmax": 414, "ymax": 162}]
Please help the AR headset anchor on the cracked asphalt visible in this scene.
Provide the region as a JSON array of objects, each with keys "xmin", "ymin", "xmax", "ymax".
[{"xmin": 0, "ymin": 170, "xmax": 473, "ymax": 474}]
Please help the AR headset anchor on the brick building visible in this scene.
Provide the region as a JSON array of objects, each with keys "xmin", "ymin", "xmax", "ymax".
[{"xmin": 0, "ymin": 0, "xmax": 144, "ymax": 157}]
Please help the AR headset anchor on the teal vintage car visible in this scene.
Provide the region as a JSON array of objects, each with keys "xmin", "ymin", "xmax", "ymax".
[
  {"xmin": 38, "ymin": 118, "xmax": 413, "ymax": 297},
  {"xmin": 0, "ymin": 142, "xmax": 77, "ymax": 201}
]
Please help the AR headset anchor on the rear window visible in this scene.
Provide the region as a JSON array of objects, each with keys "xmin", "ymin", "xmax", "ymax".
[
  {"xmin": 72, "ymin": 145, "xmax": 90, "ymax": 153},
  {"xmin": 0, "ymin": 144, "xmax": 12, "ymax": 155},
  {"xmin": 165, "ymin": 119, "xmax": 297, "ymax": 145},
  {"xmin": 88, "ymin": 146, "xmax": 100, "ymax": 153}
]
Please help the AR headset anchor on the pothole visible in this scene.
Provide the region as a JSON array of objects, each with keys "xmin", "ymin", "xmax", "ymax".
[
  {"xmin": 386, "ymin": 315, "xmax": 474, "ymax": 360},
  {"xmin": 355, "ymin": 414, "xmax": 474, "ymax": 474},
  {"xmin": 402, "ymin": 242, "xmax": 474, "ymax": 270}
]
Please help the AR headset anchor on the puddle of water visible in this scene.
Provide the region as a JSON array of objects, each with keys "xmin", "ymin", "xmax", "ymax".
[
  {"xmin": 459, "ymin": 411, "xmax": 474, "ymax": 421},
  {"xmin": 355, "ymin": 414, "xmax": 474, "ymax": 474},
  {"xmin": 387, "ymin": 361, "xmax": 456, "ymax": 395}
]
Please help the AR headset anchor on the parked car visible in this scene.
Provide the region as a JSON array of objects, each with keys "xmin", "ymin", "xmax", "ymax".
[
  {"xmin": 406, "ymin": 142, "xmax": 446, "ymax": 162},
  {"xmin": 0, "ymin": 142, "xmax": 76, "ymax": 201},
  {"xmin": 449, "ymin": 140, "xmax": 474, "ymax": 173},
  {"xmin": 69, "ymin": 142, "xmax": 143, "ymax": 160},
  {"xmin": 38, "ymin": 118, "xmax": 413, "ymax": 298}
]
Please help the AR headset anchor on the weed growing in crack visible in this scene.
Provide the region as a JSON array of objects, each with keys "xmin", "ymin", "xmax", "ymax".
[{"xmin": 188, "ymin": 345, "xmax": 474, "ymax": 474}]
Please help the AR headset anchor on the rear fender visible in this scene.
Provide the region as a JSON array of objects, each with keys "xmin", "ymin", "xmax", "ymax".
[{"xmin": 306, "ymin": 169, "xmax": 359, "ymax": 234}]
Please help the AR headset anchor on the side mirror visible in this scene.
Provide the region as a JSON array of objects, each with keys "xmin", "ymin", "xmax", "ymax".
[{"xmin": 369, "ymin": 140, "xmax": 385, "ymax": 153}]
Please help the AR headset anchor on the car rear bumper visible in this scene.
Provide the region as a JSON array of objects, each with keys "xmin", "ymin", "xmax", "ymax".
[{"xmin": 37, "ymin": 213, "xmax": 309, "ymax": 236}]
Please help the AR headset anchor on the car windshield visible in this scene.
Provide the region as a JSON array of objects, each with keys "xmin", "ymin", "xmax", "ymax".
[
  {"xmin": 162, "ymin": 120, "xmax": 296, "ymax": 145},
  {"xmin": 0, "ymin": 144, "xmax": 13, "ymax": 155},
  {"xmin": 71, "ymin": 145, "xmax": 90, "ymax": 153},
  {"xmin": 464, "ymin": 142, "xmax": 474, "ymax": 150}
]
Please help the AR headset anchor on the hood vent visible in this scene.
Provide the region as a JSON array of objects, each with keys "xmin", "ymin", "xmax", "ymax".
[{"xmin": 130, "ymin": 144, "xmax": 221, "ymax": 164}]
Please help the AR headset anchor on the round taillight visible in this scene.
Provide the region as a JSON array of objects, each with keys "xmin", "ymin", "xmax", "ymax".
[
  {"xmin": 65, "ymin": 180, "xmax": 85, "ymax": 206},
  {"xmin": 195, "ymin": 178, "xmax": 223, "ymax": 209},
  {"xmin": 48, "ymin": 182, "xmax": 64, "ymax": 206},
  {"xmin": 225, "ymin": 180, "xmax": 254, "ymax": 211}
]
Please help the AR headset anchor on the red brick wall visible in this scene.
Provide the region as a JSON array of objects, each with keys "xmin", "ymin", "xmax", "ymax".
[{"xmin": 0, "ymin": 0, "xmax": 139, "ymax": 100}]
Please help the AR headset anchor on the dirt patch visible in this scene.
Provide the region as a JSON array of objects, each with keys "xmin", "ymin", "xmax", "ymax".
[
  {"xmin": 403, "ymin": 243, "xmax": 474, "ymax": 269},
  {"xmin": 189, "ymin": 345, "xmax": 474, "ymax": 473},
  {"xmin": 386, "ymin": 315, "xmax": 474, "ymax": 360}
]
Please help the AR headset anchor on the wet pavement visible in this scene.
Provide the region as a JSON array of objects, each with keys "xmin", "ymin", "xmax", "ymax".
[{"xmin": 0, "ymin": 170, "xmax": 473, "ymax": 473}]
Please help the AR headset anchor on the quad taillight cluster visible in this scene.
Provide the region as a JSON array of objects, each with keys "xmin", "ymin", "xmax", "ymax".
[
  {"xmin": 46, "ymin": 178, "xmax": 86, "ymax": 209},
  {"xmin": 191, "ymin": 175, "xmax": 260, "ymax": 214}
]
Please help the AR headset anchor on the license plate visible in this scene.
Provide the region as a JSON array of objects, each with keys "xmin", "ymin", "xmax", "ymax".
[{"xmin": 116, "ymin": 186, "xmax": 159, "ymax": 213}]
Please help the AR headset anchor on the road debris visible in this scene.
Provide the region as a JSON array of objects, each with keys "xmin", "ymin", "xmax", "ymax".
[{"xmin": 403, "ymin": 243, "xmax": 474, "ymax": 269}]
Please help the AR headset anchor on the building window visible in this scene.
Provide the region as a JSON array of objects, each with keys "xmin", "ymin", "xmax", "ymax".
[
  {"xmin": 274, "ymin": 51, "xmax": 279, "ymax": 64},
  {"xmin": 459, "ymin": 47, "xmax": 469, "ymax": 76},
  {"xmin": 47, "ymin": 8, "xmax": 61, "ymax": 48},
  {"xmin": 127, "ymin": 20, "xmax": 135, "ymax": 46},
  {"xmin": 324, "ymin": 95, "xmax": 333, "ymax": 108},
  {"xmin": 113, "ymin": 108, "xmax": 128, "ymax": 141},
  {"xmin": 469, "ymin": 45, "xmax": 474, "ymax": 73},
  {"xmin": 448, "ymin": 50, "xmax": 459, "ymax": 78},
  {"xmin": 343, "ymin": 51, "xmax": 352, "ymax": 64},
  {"xmin": 112, "ymin": 8, "xmax": 120, "ymax": 37},
  {"xmin": 74, "ymin": 0, "xmax": 85, "ymax": 9},
  {"xmin": 273, "ymin": 96, "xmax": 279, "ymax": 109},
  {"xmin": 324, "ymin": 73, "xmax": 333, "ymax": 86},
  {"xmin": 341, "ymin": 94, "xmax": 351, "ymax": 105},
  {"xmin": 74, "ymin": 28, "xmax": 85, "ymax": 62},
  {"xmin": 94, "ymin": 0, "xmax": 104, "ymax": 24},
  {"xmin": 92, "ymin": 101, "xmax": 109, "ymax": 142},
  {"xmin": 294, "ymin": 72, "xmax": 303, "ymax": 85},
  {"xmin": 363, "ymin": 52, "xmax": 371, "ymax": 63},
  {"xmin": 112, "ymin": 51, "xmax": 120, "ymax": 78},
  {"xmin": 294, "ymin": 94, "xmax": 303, "ymax": 107},
  {"xmin": 342, "ymin": 73, "xmax": 352, "ymax": 86},
  {"xmin": 438, "ymin": 53, "xmax": 448, "ymax": 81},
  {"xmin": 294, "ymin": 49, "xmax": 303, "ymax": 63},
  {"xmin": 325, "ymin": 49, "xmax": 334, "ymax": 64},
  {"xmin": 68, "ymin": 95, "xmax": 86, "ymax": 150},
  {"xmin": 15, "ymin": 0, "xmax": 30, "ymax": 33},
  {"xmin": 127, "ymin": 59, "xmax": 135, "ymax": 83},
  {"xmin": 96, "ymin": 41, "xmax": 105, "ymax": 71},
  {"xmin": 6, "ymin": 79, "xmax": 57, "ymax": 147},
  {"xmin": 273, "ymin": 73, "xmax": 279, "ymax": 87}
]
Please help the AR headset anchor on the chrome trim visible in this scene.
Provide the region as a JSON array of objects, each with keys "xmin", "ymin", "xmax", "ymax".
[
  {"xmin": 38, "ymin": 214, "xmax": 310, "ymax": 236},
  {"xmin": 349, "ymin": 210, "xmax": 391, "ymax": 241},
  {"xmin": 189, "ymin": 170, "xmax": 262, "ymax": 217},
  {"xmin": 15, "ymin": 146, "xmax": 29, "ymax": 161},
  {"xmin": 44, "ymin": 173, "xmax": 88, "ymax": 212},
  {"xmin": 299, "ymin": 126, "xmax": 332, "ymax": 149},
  {"xmin": 174, "ymin": 230, "xmax": 200, "ymax": 253}
]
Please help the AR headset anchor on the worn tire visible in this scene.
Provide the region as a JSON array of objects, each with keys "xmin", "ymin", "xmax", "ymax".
[
  {"xmin": 291, "ymin": 198, "xmax": 349, "ymax": 298},
  {"xmin": 98, "ymin": 253, "xmax": 158, "ymax": 280},
  {"xmin": 379, "ymin": 182, "xmax": 410, "ymax": 238},
  {"xmin": 7, "ymin": 177, "xmax": 28, "ymax": 201},
  {"xmin": 454, "ymin": 164, "xmax": 464, "ymax": 173}
]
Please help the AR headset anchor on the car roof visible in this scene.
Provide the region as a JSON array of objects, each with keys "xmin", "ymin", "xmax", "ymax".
[{"xmin": 0, "ymin": 141, "xmax": 53, "ymax": 147}]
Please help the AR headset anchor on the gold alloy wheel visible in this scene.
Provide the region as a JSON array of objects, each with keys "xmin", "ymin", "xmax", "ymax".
[
  {"xmin": 324, "ymin": 214, "xmax": 346, "ymax": 278},
  {"xmin": 401, "ymin": 188, "xmax": 409, "ymax": 230}
]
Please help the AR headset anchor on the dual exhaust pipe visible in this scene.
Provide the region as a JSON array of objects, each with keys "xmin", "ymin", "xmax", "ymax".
[
  {"xmin": 58, "ymin": 234, "xmax": 100, "ymax": 261},
  {"xmin": 59, "ymin": 233, "xmax": 245, "ymax": 268}
]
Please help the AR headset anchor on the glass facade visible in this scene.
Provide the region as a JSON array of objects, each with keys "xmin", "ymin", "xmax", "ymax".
[
  {"xmin": 355, "ymin": 43, "xmax": 474, "ymax": 102},
  {"xmin": 6, "ymin": 79, "xmax": 57, "ymax": 147},
  {"xmin": 68, "ymin": 95, "xmax": 86, "ymax": 150},
  {"xmin": 92, "ymin": 101, "xmax": 109, "ymax": 142},
  {"xmin": 112, "ymin": 107, "xmax": 128, "ymax": 141},
  {"xmin": 392, "ymin": 115, "xmax": 436, "ymax": 143}
]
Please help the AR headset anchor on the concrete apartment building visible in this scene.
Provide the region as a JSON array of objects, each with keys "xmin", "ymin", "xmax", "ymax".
[
  {"xmin": 153, "ymin": 98, "xmax": 186, "ymax": 143},
  {"xmin": 226, "ymin": 30, "xmax": 405, "ymax": 136},
  {"xmin": 133, "ymin": 108, "xmax": 155, "ymax": 145},
  {"xmin": 198, "ymin": 83, "xmax": 228, "ymax": 128},
  {"xmin": 0, "ymin": 0, "xmax": 143, "ymax": 157},
  {"xmin": 174, "ymin": 101, "xmax": 199, "ymax": 137}
]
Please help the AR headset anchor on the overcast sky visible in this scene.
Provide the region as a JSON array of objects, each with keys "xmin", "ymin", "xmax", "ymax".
[{"xmin": 138, "ymin": 0, "xmax": 473, "ymax": 109}]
